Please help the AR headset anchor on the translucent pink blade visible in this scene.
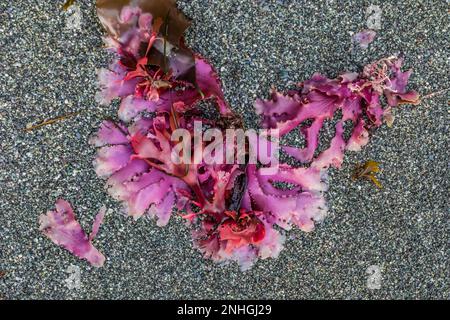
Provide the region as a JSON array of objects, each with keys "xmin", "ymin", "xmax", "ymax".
[{"xmin": 39, "ymin": 200, "xmax": 106, "ymax": 267}]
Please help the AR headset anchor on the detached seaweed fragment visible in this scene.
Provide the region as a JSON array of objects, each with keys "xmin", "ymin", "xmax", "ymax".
[
  {"xmin": 352, "ymin": 29, "xmax": 376, "ymax": 49},
  {"xmin": 62, "ymin": 0, "xmax": 76, "ymax": 11},
  {"xmin": 39, "ymin": 200, "xmax": 107, "ymax": 267},
  {"xmin": 25, "ymin": 112, "xmax": 80, "ymax": 132},
  {"xmin": 352, "ymin": 160, "xmax": 383, "ymax": 189}
]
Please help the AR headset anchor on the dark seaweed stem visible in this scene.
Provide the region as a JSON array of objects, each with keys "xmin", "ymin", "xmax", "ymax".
[
  {"xmin": 217, "ymin": 113, "xmax": 249, "ymax": 212},
  {"xmin": 227, "ymin": 168, "xmax": 248, "ymax": 212}
]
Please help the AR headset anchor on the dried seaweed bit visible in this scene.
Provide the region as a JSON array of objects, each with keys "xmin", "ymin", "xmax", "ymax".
[
  {"xmin": 352, "ymin": 160, "xmax": 383, "ymax": 189},
  {"xmin": 62, "ymin": 0, "xmax": 76, "ymax": 11},
  {"xmin": 25, "ymin": 112, "xmax": 80, "ymax": 132},
  {"xmin": 0, "ymin": 271, "xmax": 6, "ymax": 278},
  {"xmin": 39, "ymin": 200, "xmax": 107, "ymax": 267},
  {"xmin": 352, "ymin": 29, "xmax": 376, "ymax": 49},
  {"xmin": 421, "ymin": 88, "xmax": 449, "ymax": 100},
  {"xmin": 383, "ymin": 107, "xmax": 395, "ymax": 127}
]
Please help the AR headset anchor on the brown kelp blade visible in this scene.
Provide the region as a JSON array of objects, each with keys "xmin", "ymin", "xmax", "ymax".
[{"xmin": 96, "ymin": 0, "xmax": 190, "ymax": 45}]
